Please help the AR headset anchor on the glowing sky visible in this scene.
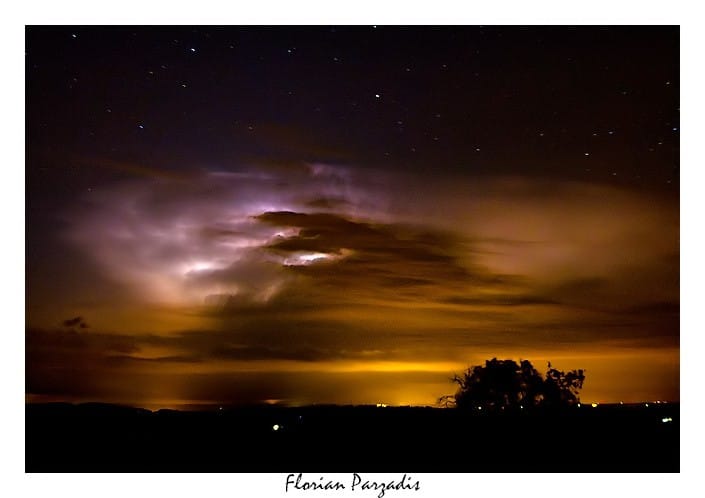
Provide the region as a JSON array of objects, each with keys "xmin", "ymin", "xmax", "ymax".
[{"xmin": 26, "ymin": 26, "xmax": 679, "ymax": 408}]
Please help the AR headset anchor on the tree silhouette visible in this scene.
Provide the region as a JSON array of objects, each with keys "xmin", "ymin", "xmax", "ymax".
[
  {"xmin": 441, "ymin": 358, "xmax": 585, "ymax": 411},
  {"xmin": 542, "ymin": 361, "xmax": 586, "ymax": 407}
]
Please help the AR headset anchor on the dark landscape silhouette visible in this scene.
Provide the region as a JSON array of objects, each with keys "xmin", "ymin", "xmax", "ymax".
[{"xmin": 26, "ymin": 358, "xmax": 678, "ymax": 472}]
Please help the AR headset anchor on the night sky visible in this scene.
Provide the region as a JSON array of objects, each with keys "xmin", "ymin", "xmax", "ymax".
[{"xmin": 26, "ymin": 26, "xmax": 679, "ymax": 408}]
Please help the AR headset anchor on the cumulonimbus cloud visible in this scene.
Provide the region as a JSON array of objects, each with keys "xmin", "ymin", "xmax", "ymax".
[
  {"xmin": 63, "ymin": 163, "xmax": 677, "ymax": 314},
  {"xmin": 33, "ymin": 161, "xmax": 678, "ymax": 406}
]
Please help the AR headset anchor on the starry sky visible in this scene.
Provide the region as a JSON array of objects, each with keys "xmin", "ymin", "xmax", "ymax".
[{"xmin": 26, "ymin": 26, "xmax": 679, "ymax": 408}]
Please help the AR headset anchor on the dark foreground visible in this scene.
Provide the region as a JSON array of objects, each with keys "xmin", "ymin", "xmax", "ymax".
[{"xmin": 26, "ymin": 402, "xmax": 679, "ymax": 472}]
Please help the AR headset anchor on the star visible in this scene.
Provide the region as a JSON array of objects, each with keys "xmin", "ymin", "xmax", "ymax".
[
  {"xmin": 375, "ymin": 94, "xmax": 381, "ymax": 99},
  {"xmin": 190, "ymin": 48, "xmax": 196, "ymax": 53}
]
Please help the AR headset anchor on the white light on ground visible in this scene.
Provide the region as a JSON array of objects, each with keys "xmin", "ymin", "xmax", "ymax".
[
  {"xmin": 591, "ymin": 403, "xmax": 598, "ymax": 408},
  {"xmin": 272, "ymin": 424, "xmax": 280, "ymax": 431},
  {"xmin": 662, "ymin": 417, "xmax": 672, "ymax": 423}
]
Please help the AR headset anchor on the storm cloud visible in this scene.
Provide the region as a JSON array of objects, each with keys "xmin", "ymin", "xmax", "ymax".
[{"xmin": 27, "ymin": 162, "xmax": 679, "ymax": 406}]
